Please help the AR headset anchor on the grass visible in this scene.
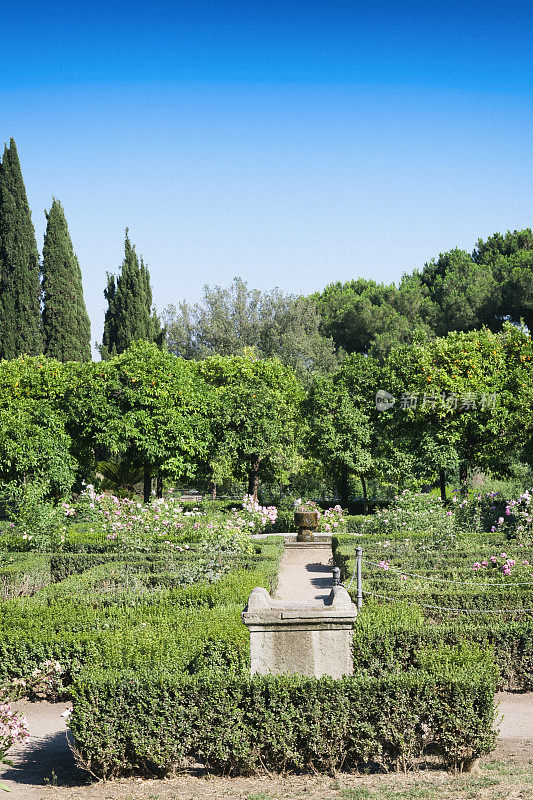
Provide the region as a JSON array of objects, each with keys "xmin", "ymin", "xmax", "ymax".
[{"xmin": 335, "ymin": 761, "xmax": 533, "ymax": 800}]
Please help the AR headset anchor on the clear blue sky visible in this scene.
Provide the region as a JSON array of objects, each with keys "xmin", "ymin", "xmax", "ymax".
[{"xmin": 2, "ymin": 0, "xmax": 532, "ymax": 353}]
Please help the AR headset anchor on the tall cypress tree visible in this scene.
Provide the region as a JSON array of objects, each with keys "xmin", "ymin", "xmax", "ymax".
[
  {"xmin": 0, "ymin": 139, "xmax": 42, "ymax": 358},
  {"xmin": 42, "ymin": 199, "xmax": 91, "ymax": 362},
  {"xmin": 100, "ymin": 229, "xmax": 162, "ymax": 359}
]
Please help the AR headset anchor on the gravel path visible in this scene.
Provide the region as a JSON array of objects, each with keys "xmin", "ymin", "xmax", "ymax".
[
  {"xmin": 2, "ymin": 700, "xmax": 79, "ymax": 798},
  {"xmin": 274, "ymin": 544, "xmax": 333, "ymax": 604},
  {"xmin": 495, "ymin": 691, "xmax": 533, "ymax": 739}
]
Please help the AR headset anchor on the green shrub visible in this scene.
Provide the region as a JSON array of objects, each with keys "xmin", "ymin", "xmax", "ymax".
[
  {"xmin": 344, "ymin": 514, "xmax": 365, "ymax": 532},
  {"xmin": 332, "ymin": 533, "xmax": 533, "ymax": 690},
  {"xmin": 0, "ymin": 539, "xmax": 284, "ymax": 689},
  {"xmin": 265, "ymin": 509, "xmax": 297, "ymax": 532},
  {"xmin": 353, "ymin": 604, "xmax": 533, "ymax": 691},
  {"xmin": 0, "ymin": 554, "xmax": 51, "ymax": 598},
  {"xmin": 69, "ymin": 659, "xmax": 498, "ymax": 779},
  {"xmin": 0, "ymin": 603, "xmax": 249, "ymax": 689}
]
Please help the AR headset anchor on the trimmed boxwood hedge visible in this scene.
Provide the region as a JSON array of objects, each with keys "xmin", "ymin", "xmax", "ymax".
[
  {"xmin": 353, "ymin": 606, "xmax": 533, "ymax": 691},
  {"xmin": 331, "ymin": 535, "xmax": 533, "ymax": 690},
  {"xmin": 0, "ymin": 539, "xmax": 285, "ymax": 688},
  {"xmin": 69, "ymin": 656, "xmax": 498, "ymax": 778},
  {"xmin": 0, "ymin": 553, "xmax": 51, "ymax": 597}
]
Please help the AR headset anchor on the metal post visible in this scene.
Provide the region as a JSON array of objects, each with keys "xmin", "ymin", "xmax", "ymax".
[{"xmin": 356, "ymin": 546, "xmax": 363, "ymax": 610}]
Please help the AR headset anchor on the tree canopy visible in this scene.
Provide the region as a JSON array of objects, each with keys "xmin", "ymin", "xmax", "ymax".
[
  {"xmin": 42, "ymin": 199, "xmax": 91, "ymax": 362},
  {"xmin": 100, "ymin": 230, "xmax": 163, "ymax": 359},
  {"xmin": 0, "ymin": 139, "xmax": 42, "ymax": 358},
  {"xmin": 164, "ymin": 276, "xmax": 337, "ymax": 381},
  {"xmin": 305, "ymin": 353, "xmax": 378, "ymax": 506},
  {"xmin": 197, "ymin": 350, "xmax": 304, "ymax": 499}
]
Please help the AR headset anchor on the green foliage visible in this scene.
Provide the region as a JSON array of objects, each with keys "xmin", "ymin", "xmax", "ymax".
[
  {"xmin": 417, "ymin": 249, "xmax": 497, "ymax": 336},
  {"xmin": 0, "ymin": 139, "xmax": 42, "ymax": 358},
  {"xmin": 1, "ymin": 481, "xmax": 70, "ymax": 550},
  {"xmin": 313, "ymin": 277, "xmax": 436, "ymax": 359},
  {"xmin": 198, "ymin": 351, "xmax": 303, "ymax": 496},
  {"xmin": 352, "ymin": 608, "xmax": 532, "ymax": 692},
  {"xmin": 0, "ymin": 553, "xmax": 51, "ymax": 599},
  {"xmin": 332, "ymin": 530, "xmax": 533, "ymax": 690},
  {"xmin": 95, "ymin": 456, "xmax": 144, "ymax": 496},
  {"xmin": 380, "ymin": 325, "xmax": 533, "ymax": 488},
  {"xmin": 100, "ymin": 230, "xmax": 163, "ymax": 359},
  {"xmin": 68, "ymin": 342, "xmax": 211, "ymax": 485},
  {"xmin": 305, "ymin": 353, "xmax": 377, "ymax": 504},
  {"xmin": 311, "ymin": 229, "xmax": 533, "ymax": 365},
  {"xmin": 69, "ymin": 663, "xmax": 497, "ymax": 778},
  {"xmin": 0, "ymin": 537, "xmax": 284, "ymax": 686},
  {"xmin": 0, "ymin": 398, "xmax": 76, "ymax": 499},
  {"xmin": 42, "ymin": 198, "xmax": 91, "ymax": 362},
  {"xmin": 164, "ymin": 276, "xmax": 338, "ymax": 381}
]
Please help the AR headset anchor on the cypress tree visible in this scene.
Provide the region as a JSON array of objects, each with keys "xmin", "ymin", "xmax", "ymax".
[
  {"xmin": 0, "ymin": 139, "xmax": 42, "ymax": 358},
  {"xmin": 42, "ymin": 198, "xmax": 91, "ymax": 362},
  {"xmin": 100, "ymin": 229, "xmax": 162, "ymax": 359}
]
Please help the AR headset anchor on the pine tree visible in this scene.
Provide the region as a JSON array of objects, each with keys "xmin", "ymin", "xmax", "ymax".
[
  {"xmin": 100, "ymin": 230, "xmax": 162, "ymax": 359},
  {"xmin": 42, "ymin": 199, "xmax": 91, "ymax": 362},
  {"xmin": 0, "ymin": 139, "xmax": 42, "ymax": 358}
]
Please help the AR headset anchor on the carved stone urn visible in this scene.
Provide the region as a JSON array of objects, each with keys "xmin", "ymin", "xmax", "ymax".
[{"xmin": 294, "ymin": 509, "xmax": 319, "ymax": 542}]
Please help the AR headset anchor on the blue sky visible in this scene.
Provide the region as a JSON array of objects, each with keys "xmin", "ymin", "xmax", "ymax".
[{"xmin": 2, "ymin": 1, "xmax": 532, "ymax": 352}]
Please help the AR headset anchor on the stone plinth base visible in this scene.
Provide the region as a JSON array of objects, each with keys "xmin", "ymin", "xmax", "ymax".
[
  {"xmin": 284, "ymin": 537, "xmax": 332, "ymax": 550},
  {"xmin": 242, "ymin": 586, "xmax": 357, "ymax": 679}
]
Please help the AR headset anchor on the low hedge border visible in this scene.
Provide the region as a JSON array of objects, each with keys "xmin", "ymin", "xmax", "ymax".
[
  {"xmin": 330, "ymin": 535, "xmax": 533, "ymax": 691},
  {"xmin": 0, "ymin": 539, "xmax": 284, "ymax": 689},
  {"xmin": 353, "ymin": 607, "xmax": 533, "ymax": 691},
  {"xmin": 69, "ymin": 661, "xmax": 498, "ymax": 778}
]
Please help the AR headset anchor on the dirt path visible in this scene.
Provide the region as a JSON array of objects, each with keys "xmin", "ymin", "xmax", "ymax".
[
  {"xmin": 3, "ymin": 693, "xmax": 532, "ymax": 799},
  {"xmin": 496, "ymin": 691, "xmax": 533, "ymax": 738},
  {"xmin": 274, "ymin": 544, "xmax": 333, "ymax": 604},
  {"xmin": 2, "ymin": 700, "xmax": 80, "ymax": 798}
]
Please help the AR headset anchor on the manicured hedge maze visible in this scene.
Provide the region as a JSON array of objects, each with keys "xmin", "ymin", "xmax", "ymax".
[
  {"xmin": 0, "ymin": 537, "xmax": 284, "ymax": 688},
  {"xmin": 332, "ymin": 533, "xmax": 533, "ymax": 690}
]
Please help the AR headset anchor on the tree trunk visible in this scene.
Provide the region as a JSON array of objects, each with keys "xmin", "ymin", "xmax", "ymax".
[
  {"xmin": 156, "ymin": 472, "xmax": 163, "ymax": 499},
  {"xmin": 211, "ymin": 482, "xmax": 217, "ymax": 501},
  {"xmin": 143, "ymin": 465, "xmax": 152, "ymax": 504},
  {"xmin": 459, "ymin": 463, "xmax": 468, "ymax": 495},
  {"xmin": 247, "ymin": 456, "xmax": 262, "ymax": 502},
  {"xmin": 439, "ymin": 469, "xmax": 447, "ymax": 505},
  {"xmin": 338, "ymin": 464, "xmax": 349, "ymax": 508},
  {"xmin": 361, "ymin": 474, "xmax": 368, "ymax": 515}
]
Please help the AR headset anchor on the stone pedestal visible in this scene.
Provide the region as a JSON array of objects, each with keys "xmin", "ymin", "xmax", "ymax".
[{"xmin": 242, "ymin": 586, "xmax": 357, "ymax": 679}]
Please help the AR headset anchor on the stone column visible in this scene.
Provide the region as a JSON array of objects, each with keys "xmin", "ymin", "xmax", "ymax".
[{"xmin": 242, "ymin": 586, "xmax": 357, "ymax": 679}]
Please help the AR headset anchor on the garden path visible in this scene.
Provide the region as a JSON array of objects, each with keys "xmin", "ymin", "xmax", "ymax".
[{"xmin": 274, "ymin": 543, "xmax": 333, "ymax": 605}]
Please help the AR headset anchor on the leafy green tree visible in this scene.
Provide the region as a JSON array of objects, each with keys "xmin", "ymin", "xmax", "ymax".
[
  {"xmin": 416, "ymin": 249, "xmax": 498, "ymax": 336},
  {"xmin": 381, "ymin": 325, "xmax": 533, "ymax": 500},
  {"xmin": 100, "ymin": 231, "xmax": 163, "ymax": 359},
  {"xmin": 494, "ymin": 250, "xmax": 533, "ymax": 333},
  {"xmin": 418, "ymin": 230, "xmax": 533, "ymax": 336},
  {"xmin": 42, "ymin": 199, "xmax": 91, "ymax": 362},
  {"xmin": 472, "ymin": 233, "xmax": 533, "ymax": 334},
  {"xmin": 0, "ymin": 398, "xmax": 75, "ymax": 498},
  {"xmin": 0, "ymin": 355, "xmax": 78, "ymax": 498},
  {"xmin": 197, "ymin": 351, "xmax": 303, "ymax": 500},
  {"xmin": 313, "ymin": 277, "xmax": 436, "ymax": 359},
  {"xmin": 164, "ymin": 276, "xmax": 337, "ymax": 381},
  {"xmin": 305, "ymin": 353, "xmax": 378, "ymax": 507},
  {"xmin": 472, "ymin": 229, "xmax": 533, "ymax": 264},
  {"xmin": 0, "ymin": 139, "xmax": 42, "ymax": 358},
  {"xmin": 69, "ymin": 342, "xmax": 210, "ymax": 501},
  {"xmin": 470, "ymin": 230, "xmax": 533, "ymax": 333}
]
